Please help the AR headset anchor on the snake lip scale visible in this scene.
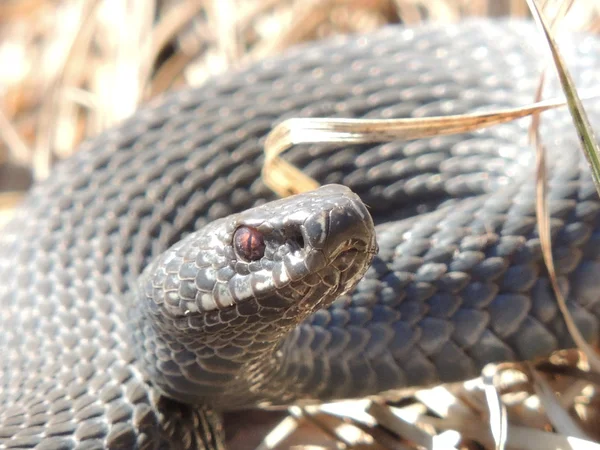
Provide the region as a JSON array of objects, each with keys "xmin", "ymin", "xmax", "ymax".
[{"xmin": 2, "ymin": 18, "xmax": 600, "ymax": 449}]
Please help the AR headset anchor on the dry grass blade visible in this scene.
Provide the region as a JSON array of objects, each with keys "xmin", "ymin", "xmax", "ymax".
[
  {"xmin": 526, "ymin": 363, "xmax": 591, "ymax": 441},
  {"xmin": 0, "ymin": 0, "xmax": 44, "ymax": 21},
  {"xmin": 367, "ymin": 402, "xmax": 434, "ymax": 448},
  {"xmin": 148, "ymin": 1, "xmax": 206, "ymax": 66},
  {"xmin": 503, "ymin": 426, "xmax": 600, "ymax": 449},
  {"xmin": 536, "ymin": 360, "xmax": 600, "ymax": 385},
  {"xmin": 251, "ymin": 0, "xmax": 337, "ymax": 58},
  {"xmin": 481, "ymin": 365, "xmax": 508, "ymax": 450},
  {"xmin": 525, "ymin": 0, "xmax": 600, "ymax": 374},
  {"xmin": 0, "ymin": 104, "xmax": 31, "ymax": 166},
  {"xmin": 33, "ymin": 0, "xmax": 101, "ymax": 180},
  {"xmin": 527, "ymin": 0, "xmax": 600, "ymax": 190},
  {"xmin": 262, "ymin": 156, "xmax": 321, "ymax": 198},
  {"xmin": 263, "ymin": 98, "xmax": 577, "ymax": 197},
  {"xmin": 255, "ymin": 415, "xmax": 298, "ymax": 450},
  {"xmin": 417, "ymin": 414, "xmax": 496, "ymax": 448},
  {"xmin": 525, "ymin": 2, "xmax": 598, "ymax": 447},
  {"xmin": 413, "ymin": 385, "xmax": 501, "ymax": 448},
  {"xmin": 287, "ymin": 406, "xmax": 354, "ymax": 448}
]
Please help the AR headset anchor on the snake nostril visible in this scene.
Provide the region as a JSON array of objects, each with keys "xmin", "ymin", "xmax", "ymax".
[
  {"xmin": 288, "ymin": 231, "xmax": 305, "ymax": 251},
  {"xmin": 296, "ymin": 234, "xmax": 305, "ymax": 249}
]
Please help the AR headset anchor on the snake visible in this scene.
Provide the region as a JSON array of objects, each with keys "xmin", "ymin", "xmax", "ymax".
[{"xmin": 2, "ymin": 18, "xmax": 600, "ymax": 450}]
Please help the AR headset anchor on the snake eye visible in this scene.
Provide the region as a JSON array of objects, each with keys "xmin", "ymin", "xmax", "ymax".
[{"xmin": 234, "ymin": 226, "xmax": 265, "ymax": 262}]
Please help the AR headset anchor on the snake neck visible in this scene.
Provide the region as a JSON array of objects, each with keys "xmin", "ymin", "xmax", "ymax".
[{"xmin": 128, "ymin": 281, "xmax": 343, "ymax": 409}]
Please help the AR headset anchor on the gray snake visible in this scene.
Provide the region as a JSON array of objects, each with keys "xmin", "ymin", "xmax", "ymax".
[{"xmin": 2, "ymin": 18, "xmax": 600, "ymax": 450}]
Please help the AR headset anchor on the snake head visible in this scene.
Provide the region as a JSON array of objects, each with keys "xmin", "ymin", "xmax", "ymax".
[{"xmin": 130, "ymin": 184, "xmax": 377, "ymax": 405}]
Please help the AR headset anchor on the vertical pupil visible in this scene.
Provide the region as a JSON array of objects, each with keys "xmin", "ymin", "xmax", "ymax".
[{"xmin": 234, "ymin": 226, "xmax": 265, "ymax": 261}]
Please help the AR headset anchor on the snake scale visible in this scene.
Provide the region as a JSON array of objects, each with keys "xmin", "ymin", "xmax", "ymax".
[{"xmin": 2, "ymin": 18, "xmax": 600, "ymax": 450}]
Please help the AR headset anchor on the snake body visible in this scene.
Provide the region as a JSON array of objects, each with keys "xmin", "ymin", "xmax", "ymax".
[{"xmin": 2, "ymin": 19, "xmax": 600, "ymax": 449}]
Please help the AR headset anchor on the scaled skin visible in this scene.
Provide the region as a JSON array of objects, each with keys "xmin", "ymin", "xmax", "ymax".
[{"xmin": 1, "ymin": 20, "xmax": 600, "ymax": 449}]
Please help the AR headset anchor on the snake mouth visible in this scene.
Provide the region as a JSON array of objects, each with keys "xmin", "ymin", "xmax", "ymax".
[
  {"xmin": 292, "ymin": 236, "xmax": 378, "ymax": 309},
  {"xmin": 335, "ymin": 242, "xmax": 377, "ymax": 289},
  {"xmin": 330, "ymin": 238, "xmax": 377, "ymax": 264}
]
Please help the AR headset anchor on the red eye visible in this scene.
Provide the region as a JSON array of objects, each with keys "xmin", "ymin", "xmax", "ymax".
[{"xmin": 234, "ymin": 226, "xmax": 265, "ymax": 262}]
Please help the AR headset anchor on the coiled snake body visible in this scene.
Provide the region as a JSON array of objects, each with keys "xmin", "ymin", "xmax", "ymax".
[{"xmin": 2, "ymin": 19, "xmax": 600, "ymax": 450}]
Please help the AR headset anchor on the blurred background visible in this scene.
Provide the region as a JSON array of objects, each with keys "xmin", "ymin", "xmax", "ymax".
[
  {"xmin": 0, "ymin": 0, "xmax": 598, "ymax": 225},
  {"xmin": 1, "ymin": 1, "xmax": 600, "ymax": 448}
]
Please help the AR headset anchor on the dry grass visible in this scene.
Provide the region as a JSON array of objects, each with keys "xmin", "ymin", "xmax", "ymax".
[{"xmin": 2, "ymin": 1, "xmax": 600, "ymax": 449}]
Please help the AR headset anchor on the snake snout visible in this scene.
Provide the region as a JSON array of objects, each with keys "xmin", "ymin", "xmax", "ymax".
[
  {"xmin": 302, "ymin": 185, "xmax": 377, "ymax": 266},
  {"xmin": 325, "ymin": 201, "xmax": 376, "ymax": 261}
]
